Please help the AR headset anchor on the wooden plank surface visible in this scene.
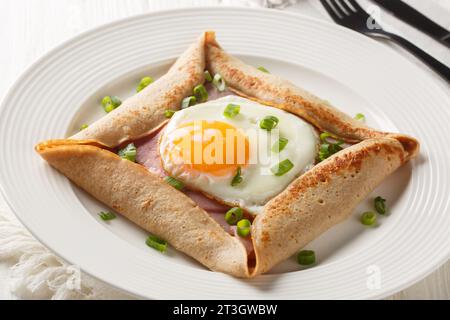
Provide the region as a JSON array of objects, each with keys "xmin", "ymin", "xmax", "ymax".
[{"xmin": 0, "ymin": 0, "xmax": 448, "ymax": 300}]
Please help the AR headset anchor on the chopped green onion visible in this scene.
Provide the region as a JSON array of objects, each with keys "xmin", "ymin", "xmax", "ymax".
[
  {"xmin": 320, "ymin": 131, "xmax": 343, "ymax": 145},
  {"xmin": 272, "ymin": 137, "xmax": 289, "ymax": 153},
  {"xmin": 259, "ymin": 115, "xmax": 279, "ymax": 131},
  {"xmin": 204, "ymin": 70, "xmax": 213, "ymax": 82},
  {"xmin": 271, "ymin": 159, "xmax": 294, "ymax": 176},
  {"xmin": 181, "ymin": 96, "xmax": 197, "ymax": 109},
  {"xmin": 318, "ymin": 141, "xmax": 343, "ymax": 162},
  {"xmin": 354, "ymin": 113, "xmax": 366, "ymax": 122},
  {"xmin": 146, "ymin": 235, "xmax": 167, "ymax": 253},
  {"xmin": 329, "ymin": 142, "xmax": 343, "ymax": 153},
  {"xmin": 231, "ymin": 166, "xmax": 243, "ymax": 186},
  {"xmin": 101, "ymin": 95, "xmax": 121, "ymax": 113},
  {"xmin": 319, "ymin": 132, "xmax": 331, "ymax": 142},
  {"xmin": 110, "ymin": 96, "xmax": 122, "ymax": 108},
  {"xmin": 297, "ymin": 250, "xmax": 316, "ymax": 266},
  {"xmin": 80, "ymin": 124, "xmax": 89, "ymax": 131},
  {"xmin": 103, "ymin": 104, "xmax": 114, "ymax": 113},
  {"xmin": 257, "ymin": 66, "xmax": 270, "ymax": 73},
  {"xmin": 237, "ymin": 219, "xmax": 251, "ymax": 237},
  {"xmin": 225, "ymin": 207, "xmax": 243, "ymax": 225},
  {"xmin": 318, "ymin": 143, "xmax": 330, "ymax": 162},
  {"xmin": 98, "ymin": 211, "xmax": 116, "ymax": 221},
  {"xmin": 193, "ymin": 84, "xmax": 208, "ymax": 103},
  {"xmin": 164, "ymin": 109, "xmax": 176, "ymax": 118},
  {"xmin": 212, "ymin": 73, "xmax": 226, "ymax": 92},
  {"xmin": 101, "ymin": 96, "xmax": 112, "ymax": 107},
  {"xmin": 118, "ymin": 143, "xmax": 137, "ymax": 162},
  {"xmin": 374, "ymin": 196, "xmax": 386, "ymax": 215},
  {"xmin": 361, "ymin": 211, "xmax": 377, "ymax": 226},
  {"xmin": 137, "ymin": 76, "xmax": 153, "ymax": 92},
  {"xmin": 164, "ymin": 176, "xmax": 184, "ymax": 190},
  {"xmin": 223, "ymin": 104, "xmax": 240, "ymax": 119}
]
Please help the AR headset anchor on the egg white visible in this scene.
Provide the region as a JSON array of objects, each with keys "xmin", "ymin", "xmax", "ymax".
[{"xmin": 159, "ymin": 95, "xmax": 318, "ymax": 214}]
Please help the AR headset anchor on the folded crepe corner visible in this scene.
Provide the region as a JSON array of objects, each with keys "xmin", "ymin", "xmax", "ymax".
[
  {"xmin": 36, "ymin": 31, "xmax": 420, "ymax": 278},
  {"xmin": 36, "ymin": 140, "xmax": 251, "ymax": 277},
  {"xmin": 70, "ymin": 32, "xmax": 207, "ymax": 148}
]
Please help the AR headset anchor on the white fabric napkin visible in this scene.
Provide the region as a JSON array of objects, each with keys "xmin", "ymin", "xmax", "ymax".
[{"xmin": 0, "ymin": 0, "xmax": 448, "ymax": 300}]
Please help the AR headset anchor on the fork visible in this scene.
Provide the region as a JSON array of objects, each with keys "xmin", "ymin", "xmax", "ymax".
[{"xmin": 320, "ymin": 0, "xmax": 450, "ymax": 82}]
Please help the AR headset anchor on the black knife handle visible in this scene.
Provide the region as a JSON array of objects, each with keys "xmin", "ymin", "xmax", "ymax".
[
  {"xmin": 385, "ymin": 32, "xmax": 450, "ymax": 82},
  {"xmin": 372, "ymin": 0, "xmax": 450, "ymax": 48},
  {"xmin": 441, "ymin": 33, "xmax": 450, "ymax": 48}
]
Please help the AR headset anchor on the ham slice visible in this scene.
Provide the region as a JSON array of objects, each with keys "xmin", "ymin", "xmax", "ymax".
[
  {"xmin": 184, "ymin": 190, "xmax": 229, "ymax": 213},
  {"xmin": 230, "ymin": 226, "xmax": 254, "ymax": 255},
  {"xmin": 208, "ymin": 212, "xmax": 233, "ymax": 234},
  {"xmin": 135, "ymin": 128, "xmax": 231, "ymax": 213},
  {"xmin": 135, "ymin": 130, "xmax": 165, "ymax": 177},
  {"xmin": 204, "ymin": 83, "xmax": 233, "ymax": 100},
  {"xmin": 134, "ymin": 99, "xmax": 254, "ymax": 255}
]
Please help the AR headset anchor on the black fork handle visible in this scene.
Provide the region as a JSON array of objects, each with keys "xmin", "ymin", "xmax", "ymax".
[{"xmin": 372, "ymin": 31, "xmax": 450, "ymax": 82}]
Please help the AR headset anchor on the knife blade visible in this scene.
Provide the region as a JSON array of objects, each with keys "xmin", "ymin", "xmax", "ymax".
[{"xmin": 371, "ymin": 0, "xmax": 450, "ymax": 48}]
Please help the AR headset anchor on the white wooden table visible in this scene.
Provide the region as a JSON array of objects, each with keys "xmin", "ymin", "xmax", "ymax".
[{"xmin": 0, "ymin": 0, "xmax": 449, "ymax": 300}]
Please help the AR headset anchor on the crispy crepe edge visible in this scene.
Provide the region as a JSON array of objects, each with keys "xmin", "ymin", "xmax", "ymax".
[
  {"xmin": 251, "ymin": 137, "xmax": 408, "ymax": 276},
  {"xmin": 35, "ymin": 140, "xmax": 250, "ymax": 277},
  {"xmin": 70, "ymin": 33, "xmax": 207, "ymax": 148}
]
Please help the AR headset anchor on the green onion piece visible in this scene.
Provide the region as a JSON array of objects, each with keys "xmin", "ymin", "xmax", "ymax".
[
  {"xmin": 204, "ymin": 70, "xmax": 213, "ymax": 82},
  {"xmin": 146, "ymin": 235, "xmax": 167, "ymax": 253},
  {"xmin": 225, "ymin": 207, "xmax": 243, "ymax": 225},
  {"xmin": 237, "ymin": 219, "xmax": 251, "ymax": 237},
  {"xmin": 318, "ymin": 141, "xmax": 343, "ymax": 162},
  {"xmin": 354, "ymin": 113, "xmax": 366, "ymax": 122},
  {"xmin": 223, "ymin": 104, "xmax": 240, "ymax": 119},
  {"xmin": 361, "ymin": 211, "xmax": 377, "ymax": 226},
  {"xmin": 101, "ymin": 95, "xmax": 121, "ymax": 113},
  {"xmin": 98, "ymin": 211, "xmax": 116, "ymax": 221},
  {"xmin": 164, "ymin": 109, "xmax": 176, "ymax": 118},
  {"xmin": 272, "ymin": 137, "xmax": 289, "ymax": 153},
  {"xmin": 193, "ymin": 84, "xmax": 208, "ymax": 103},
  {"xmin": 297, "ymin": 250, "xmax": 316, "ymax": 266},
  {"xmin": 110, "ymin": 96, "xmax": 122, "ymax": 108},
  {"xmin": 80, "ymin": 124, "xmax": 89, "ymax": 131},
  {"xmin": 257, "ymin": 66, "xmax": 270, "ymax": 73},
  {"xmin": 101, "ymin": 96, "xmax": 112, "ymax": 107},
  {"xmin": 271, "ymin": 159, "xmax": 294, "ymax": 176},
  {"xmin": 320, "ymin": 132, "xmax": 331, "ymax": 142},
  {"xmin": 164, "ymin": 176, "xmax": 184, "ymax": 190},
  {"xmin": 374, "ymin": 196, "xmax": 386, "ymax": 215},
  {"xmin": 212, "ymin": 73, "xmax": 226, "ymax": 92},
  {"xmin": 259, "ymin": 115, "xmax": 279, "ymax": 131},
  {"xmin": 181, "ymin": 96, "xmax": 197, "ymax": 109},
  {"xmin": 231, "ymin": 167, "xmax": 243, "ymax": 186},
  {"xmin": 137, "ymin": 76, "xmax": 154, "ymax": 92},
  {"xmin": 103, "ymin": 104, "xmax": 115, "ymax": 113},
  {"xmin": 320, "ymin": 131, "xmax": 343, "ymax": 145},
  {"xmin": 118, "ymin": 143, "xmax": 137, "ymax": 162},
  {"xmin": 328, "ymin": 143, "xmax": 343, "ymax": 154},
  {"xmin": 318, "ymin": 143, "xmax": 330, "ymax": 162}
]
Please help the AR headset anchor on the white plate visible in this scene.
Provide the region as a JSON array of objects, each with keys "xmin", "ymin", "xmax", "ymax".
[{"xmin": 0, "ymin": 7, "xmax": 449, "ymax": 299}]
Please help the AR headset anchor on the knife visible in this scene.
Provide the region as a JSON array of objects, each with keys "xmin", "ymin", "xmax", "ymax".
[{"xmin": 371, "ymin": 0, "xmax": 450, "ymax": 48}]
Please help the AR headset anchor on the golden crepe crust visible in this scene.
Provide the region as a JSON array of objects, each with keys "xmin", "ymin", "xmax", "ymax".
[
  {"xmin": 251, "ymin": 137, "xmax": 407, "ymax": 275},
  {"xmin": 70, "ymin": 33, "xmax": 207, "ymax": 148},
  {"xmin": 205, "ymin": 31, "xmax": 419, "ymax": 151},
  {"xmin": 36, "ymin": 140, "xmax": 249, "ymax": 277},
  {"xmin": 35, "ymin": 31, "xmax": 421, "ymax": 278}
]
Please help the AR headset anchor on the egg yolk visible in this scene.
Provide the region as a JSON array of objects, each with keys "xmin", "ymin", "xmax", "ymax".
[{"xmin": 166, "ymin": 120, "xmax": 250, "ymax": 176}]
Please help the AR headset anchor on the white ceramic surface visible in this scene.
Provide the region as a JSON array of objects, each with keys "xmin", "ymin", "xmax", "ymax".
[{"xmin": 0, "ymin": 7, "xmax": 449, "ymax": 299}]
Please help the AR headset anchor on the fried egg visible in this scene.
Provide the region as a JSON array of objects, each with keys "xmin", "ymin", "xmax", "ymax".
[{"xmin": 159, "ymin": 96, "xmax": 318, "ymax": 214}]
